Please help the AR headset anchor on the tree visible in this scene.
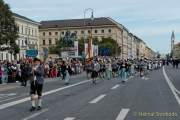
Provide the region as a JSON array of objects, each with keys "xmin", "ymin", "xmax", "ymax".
[
  {"xmin": 78, "ymin": 38, "xmax": 84, "ymax": 56},
  {"xmin": 0, "ymin": 0, "xmax": 19, "ymax": 55},
  {"xmin": 98, "ymin": 37, "xmax": 121, "ymax": 56}
]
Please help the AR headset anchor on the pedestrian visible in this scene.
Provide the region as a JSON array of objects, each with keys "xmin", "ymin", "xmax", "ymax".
[
  {"xmin": 91, "ymin": 60, "xmax": 100, "ymax": 84},
  {"xmin": 61, "ymin": 61, "xmax": 66, "ymax": 80},
  {"xmin": 106, "ymin": 60, "xmax": 112, "ymax": 80},
  {"xmin": 121, "ymin": 61, "xmax": 127, "ymax": 82},
  {"xmin": 30, "ymin": 58, "xmax": 44, "ymax": 111},
  {"xmin": 0, "ymin": 66, "xmax": 2, "ymax": 84},
  {"xmin": 1, "ymin": 63, "xmax": 8, "ymax": 83},
  {"xmin": 64, "ymin": 64, "xmax": 70, "ymax": 85}
]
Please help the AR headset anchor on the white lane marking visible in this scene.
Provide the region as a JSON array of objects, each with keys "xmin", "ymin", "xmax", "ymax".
[
  {"xmin": 116, "ymin": 108, "xmax": 130, "ymax": 120},
  {"xmin": 0, "ymin": 95, "xmax": 26, "ymax": 103},
  {"xmin": 163, "ymin": 67, "xmax": 180, "ymax": 106},
  {"xmin": 89, "ymin": 94, "xmax": 106, "ymax": 104},
  {"xmin": 144, "ymin": 78, "xmax": 150, "ymax": 80},
  {"xmin": 0, "ymin": 93, "xmax": 17, "ymax": 96},
  {"xmin": 0, "ymin": 79, "xmax": 91, "ymax": 110},
  {"xmin": 22, "ymin": 108, "xmax": 48, "ymax": 120},
  {"xmin": 111, "ymin": 85, "xmax": 120, "ymax": 90},
  {"xmin": 64, "ymin": 117, "xmax": 75, "ymax": 120}
]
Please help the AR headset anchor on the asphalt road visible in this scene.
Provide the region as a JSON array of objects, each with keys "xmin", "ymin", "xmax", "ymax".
[{"xmin": 0, "ymin": 67, "xmax": 180, "ymax": 120}]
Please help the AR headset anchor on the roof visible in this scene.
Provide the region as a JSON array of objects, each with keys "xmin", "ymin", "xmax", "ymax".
[
  {"xmin": 39, "ymin": 17, "xmax": 117, "ymax": 29},
  {"xmin": 13, "ymin": 13, "xmax": 39, "ymax": 24}
]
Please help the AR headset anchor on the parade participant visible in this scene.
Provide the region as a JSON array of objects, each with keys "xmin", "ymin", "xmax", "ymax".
[
  {"xmin": 21, "ymin": 60, "xmax": 32, "ymax": 86},
  {"xmin": 30, "ymin": 58, "xmax": 44, "ymax": 111},
  {"xmin": 61, "ymin": 61, "xmax": 66, "ymax": 80},
  {"xmin": 1, "ymin": 63, "xmax": 8, "ymax": 84},
  {"xmin": 121, "ymin": 60, "xmax": 127, "ymax": 82},
  {"xmin": 64, "ymin": 63, "xmax": 70, "ymax": 85},
  {"xmin": 91, "ymin": 60, "xmax": 100, "ymax": 84},
  {"xmin": 99, "ymin": 60, "xmax": 106, "ymax": 78},
  {"xmin": 106, "ymin": 60, "xmax": 112, "ymax": 80}
]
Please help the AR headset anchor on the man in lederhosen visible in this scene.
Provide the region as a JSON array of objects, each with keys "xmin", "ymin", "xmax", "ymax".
[{"xmin": 30, "ymin": 58, "xmax": 44, "ymax": 111}]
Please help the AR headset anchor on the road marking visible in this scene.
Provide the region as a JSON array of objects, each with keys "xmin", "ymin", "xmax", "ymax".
[
  {"xmin": 0, "ymin": 93, "xmax": 17, "ymax": 96},
  {"xmin": 0, "ymin": 86, "xmax": 20, "ymax": 92},
  {"xmin": 89, "ymin": 94, "xmax": 106, "ymax": 104},
  {"xmin": 0, "ymin": 95, "xmax": 26, "ymax": 103},
  {"xmin": 144, "ymin": 78, "xmax": 150, "ymax": 80},
  {"xmin": 111, "ymin": 85, "xmax": 120, "ymax": 90},
  {"xmin": 163, "ymin": 67, "xmax": 180, "ymax": 106},
  {"xmin": 22, "ymin": 108, "xmax": 48, "ymax": 120},
  {"xmin": 115, "ymin": 108, "xmax": 130, "ymax": 120},
  {"xmin": 0, "ymin": 79, "xmax": 91, "ymax": 110},
  {"xmin": 64, "ymin": 117, "xmax": 75, "ymax": 120}
]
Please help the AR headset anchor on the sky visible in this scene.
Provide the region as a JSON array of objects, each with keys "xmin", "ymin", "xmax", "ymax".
[{"xmin": 4, "ymin": 0, "xmax": 180, "ymax": 54}]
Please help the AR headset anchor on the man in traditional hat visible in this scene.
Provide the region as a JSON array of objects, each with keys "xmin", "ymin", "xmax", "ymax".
[{"xmin": 30, "ymin": 58, "xmax": 44, "ymax": 111}]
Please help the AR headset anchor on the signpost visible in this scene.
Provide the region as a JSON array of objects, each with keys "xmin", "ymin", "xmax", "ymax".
[{"xmin": 26, "ymin": 49, "xmax": 38, "ymax": 58}]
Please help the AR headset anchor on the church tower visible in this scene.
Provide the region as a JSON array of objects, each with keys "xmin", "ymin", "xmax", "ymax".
[{"xmin": 171, "ymin": 31, "xmax": 175, "ymax": 52}]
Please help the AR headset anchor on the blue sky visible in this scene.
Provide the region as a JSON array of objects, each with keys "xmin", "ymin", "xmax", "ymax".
[{"xmin": 4, "ymin": 0, "xmax": 180, "ymax": 54}]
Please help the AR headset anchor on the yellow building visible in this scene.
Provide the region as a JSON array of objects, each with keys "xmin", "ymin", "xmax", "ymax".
[
  {"xmin": 145, "ymin": 46, "xmax": 156, "ymax": 59},
  {"xmin": 39, "ymin": 17, "xmax": 152, "ymax": 59},
  {"xmin": 173, "ymin": 42, "xmax": 180, "ymax": 59}
]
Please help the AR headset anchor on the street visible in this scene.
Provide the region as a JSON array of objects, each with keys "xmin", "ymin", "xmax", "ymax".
[{"xmin": 0, "ymin": 66, "xmax": 179, "ymax": 120}]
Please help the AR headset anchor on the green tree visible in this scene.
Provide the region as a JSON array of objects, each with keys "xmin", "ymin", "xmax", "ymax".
[
  {"xmin": 78, "ymin": 38, "xmax": 84, "ymax": 56},
  {"xmin": 99, "ymin": 37, "xmax": 121, "ymax": 56},
  {"xmin": 0, "ymin": 0, "xmax": 19, "ymax": 55}
]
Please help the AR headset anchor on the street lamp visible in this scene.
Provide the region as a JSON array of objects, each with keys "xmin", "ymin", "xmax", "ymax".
[{"xmin": 83, "ymin": 8, "xmax": 94, "ymax": 63}]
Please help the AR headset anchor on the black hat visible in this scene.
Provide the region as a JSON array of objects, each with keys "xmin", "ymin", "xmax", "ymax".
[{"xmin": 33, "ymin": 57, "xmax": 41, "ymax": 62}]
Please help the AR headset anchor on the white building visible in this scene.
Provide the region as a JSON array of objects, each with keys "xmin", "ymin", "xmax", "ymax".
[{"xmin": 0, "ymin": 13, "xmax": 40, "ymax": 61}]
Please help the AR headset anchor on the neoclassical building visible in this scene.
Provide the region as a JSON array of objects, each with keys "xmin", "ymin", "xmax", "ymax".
[
  {"xmin": 39, "ymin": 17, "xmax": 154, "ymax": 59},
  {"xmin": 0, "ymin": 13, "xmax": 40, "ymax": 61}
]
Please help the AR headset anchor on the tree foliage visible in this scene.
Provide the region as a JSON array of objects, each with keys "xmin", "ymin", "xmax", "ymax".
[
  {"xmin": 0, "ymin": 0, "xmax": 19, "ymax": 54},
  {"xmin": 98, "ymin": 37, "xmax": 121, "ymax": 56}
]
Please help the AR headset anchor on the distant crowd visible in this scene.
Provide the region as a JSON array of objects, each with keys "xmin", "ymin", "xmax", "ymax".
[
  {"xmin": 0, "ymin": 57, "xmax": 179, "ymax": 85},
  {"xmin": 0, "ymin": 57, "xmax": 83, "ymax": 85}
]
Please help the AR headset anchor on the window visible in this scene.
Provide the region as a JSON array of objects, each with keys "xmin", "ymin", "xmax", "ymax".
[
  {"xmin": 43, "ymin": 32, "xmax": 45, "ymax": 36},
  {"xmin": 43, "ymin": 40, "xmax": 45, "ymax": 45},
  {"xmin": 108, "ymin": 29, "xmax": 111, "ymax": 33},
  {"xmin": 55, "ymin": 32, "xmax": 58, "ymax": 35},
  {"xmin": 49, "ymin": 39, "xmax": 52, "ymax": 45},
  {"xmin": 49, "ymin": 32, "xmax": 52, "ymax": 36},
  {"xmin": 88, "ymin": 30, "xmax": 91, "ymax": 34},
  {"xmin": 55, "ymin": 38, "xmax": 58, "ymax": 44},
  {"xmin": 29, "ymin": 29, "xmax": 30, "ymax": 35},
  {"xmin": 62, "ymin": 31, "xmax": 64, "ymax": 35},
  {"xmin": 32, "ymin": 29, "xmax": 33, "ymax": 36},
  {"xmin": 21, "ymin": 26, "xmax": 23, "ymax": 34},
  {"xmin": 35, "ymin": 29, "xmax": 37, "ymax": 36},
  {"xmin": 17, "ymin": 26, "xmax": 19, "ymax": 33},
  {"xmin": 95, "ymin": 30, "xmax": 98, "ymax": 34},
  {"xmin": 22, "ymin": 40, "xmax": 24, "ymax": 46},
  {"xmin": 101, "ymin": 29, "xmax": 104, "ymax": 33},
  {"xmin": 25, "ymin": 28, "xmax": 27, "ymax": 35},
  {"xmin": 25, "ymin": 39, "xmax": 27, "ymax": 45},
  {"xmin": 81, "ymin": 31, "xmax": 84, "ymax": 34}
]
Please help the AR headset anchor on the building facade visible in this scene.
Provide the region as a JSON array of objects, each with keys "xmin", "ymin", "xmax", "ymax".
[
  {"xmin": 0, "ymin": 13, "xmax": 40, "ymax": 61},
  {"xmin": 39, "ymin": 17, "xmax": 154, "ymax": 59},
  {"xmin": 173, "ymin": 42, "xmax": 180, "ymax": 59}
]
